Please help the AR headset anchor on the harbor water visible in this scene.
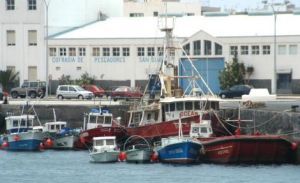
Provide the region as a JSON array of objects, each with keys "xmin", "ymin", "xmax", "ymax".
[{"xmin": 0, "ymin": 150, "xmax": 299, "ymax": 183}]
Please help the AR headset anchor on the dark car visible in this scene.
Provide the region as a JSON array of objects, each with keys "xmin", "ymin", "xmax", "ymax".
[
  {"xmin": 110, "ymin": 86, "xmax": 143, "ymax": 101},
  {"xmin": 219, "ymin": 85, "xmax": 253, "ymax": 99},
  {"xmin": 82, "ymin": 85, "xmax": 105, "ymax": 98},
  {"xmin": 10, "ymin": 81, "xmax": 46, "ymax": 99}
]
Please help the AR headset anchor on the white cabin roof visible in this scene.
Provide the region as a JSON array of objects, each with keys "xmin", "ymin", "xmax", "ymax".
[
  {"xmin": 52, "ymin": 14, "xmax": 300, "ymax": 40},
  {"xmin": 159, "ymin": 96, "xmax": 222, "ymax": 103},
  {"xmin": 93, "ymin": 136, "xmax": 116, "ymax": 141},
  {"xmin": 44, "ymin": 121, "xmax": 67, "ymax": 125},
  {"xmin": 5, "ymin": 115, "xmax": 35, "ymax": 120}
]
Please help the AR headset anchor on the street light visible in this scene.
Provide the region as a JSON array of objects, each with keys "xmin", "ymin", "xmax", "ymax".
[
  {"xmin": 42, "ymin": 0, "xmax": 51, "ymax": 98},
  {"xmin": 262, "ymin": 0, "xmax": 290, "ymax": 94}
]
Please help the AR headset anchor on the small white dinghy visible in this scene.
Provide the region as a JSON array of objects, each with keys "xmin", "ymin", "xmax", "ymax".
[{"xmin": 89, "ymin": 136, "xmax": 120, "ymax": 163}]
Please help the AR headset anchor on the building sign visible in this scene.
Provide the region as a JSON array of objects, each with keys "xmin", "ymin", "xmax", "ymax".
[
  {"xmin": 94, "ymin": 57, "xmax": 125, "ymax": 63},
  {"xmin": 51, "ymin": 57, "xmax": 83, "ymax": 63},
  {"xmin": 139, "ymin": 57, "xmax": 163, "ymax": 63}
]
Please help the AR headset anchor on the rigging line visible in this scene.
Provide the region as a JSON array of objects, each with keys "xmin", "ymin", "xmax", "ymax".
[
  {"xmin": 177, "ymin": 41, "xmax": 215, "ymax": 96},
  {"xmin": 211, "ymin": 109, "xmax": 233, "ymax": 136}
]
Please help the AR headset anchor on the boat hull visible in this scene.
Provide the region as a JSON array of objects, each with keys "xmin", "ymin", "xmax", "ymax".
[
  {"xmin": 158, "ymin": 140, "xmax": 202, "ymax": 164},
  {"xmin": 126, "ymin": 116, "xmax": 200, "ymax": 140},
  {"xmin": 53, "ymin": 135, "xmax": 78, "ymax": 150},
  {"xmin": 90, "ymin": 151, "xmax": 120, "ymax": 163},
  {"xmin": 126, "ymin": 149, "xmax": 152, "ymax": 163},
  {"xmin": 200, "ymin": 135, "xmax": 297, "ymax": 164},
  {"xmin": 3, "ymin": 132, "xmax": 45, "ymax": 151}
]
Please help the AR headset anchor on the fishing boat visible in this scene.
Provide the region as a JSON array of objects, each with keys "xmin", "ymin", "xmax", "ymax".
[
  {"xmin": 1, "ymin": 115, "xmax": 47, "ymax": 151},
  {"xmin": 124, "ymin": 135, "xmax": 152, "ymax": 163},
  {"xmin": 157, "ymin": 118, "xmax": 204, "ymax": 164},
  {"xmin": 76, "ymin": 108, "xmax": 127, "ymax": 149},
  {"xmin": 43, "ymin": 121, "xmax": 79, "ymax": 150},
  {"xmin": 89, "ymin": 136, "xmax": 120, "ymax": 163}
]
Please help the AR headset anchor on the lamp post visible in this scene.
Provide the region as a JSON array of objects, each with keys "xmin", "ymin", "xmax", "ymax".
[
  {"xmin": 262, "ymin": 0, "xmax": 290, "ymax": 94},
  {"xmin": 43, "ymin": 0, "xmax": 50, "ymax": 98}
]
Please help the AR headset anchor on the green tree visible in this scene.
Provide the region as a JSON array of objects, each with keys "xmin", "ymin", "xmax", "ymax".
[
  {"xmin": 0, "ymin": 69, "xmax": 19, "ymax": 92},
  {"xmin": 58, "ymin": 74, "xmax": 72, "ymax": 85},
  {"xmin": 219, "ymin": 53, "xmax": 246, "ymax": 90},
  {"xmin": 75, "ymin": 72, "xmax": 96, "ymax": 85}
]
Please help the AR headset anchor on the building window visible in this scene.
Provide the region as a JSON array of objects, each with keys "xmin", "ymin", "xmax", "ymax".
[
  {"xmin": 193, "ymin": 40, "xmax": 201, "ymax": 55},
  {"xmin": 129, "ymin": 13, "xmax": 144, "ymax": 17},
  {"xmin": 7, "ymin": 66, "xmax": 16, "ymax": 73},
  {"xmin": 79, "ymin": 47, "xmax": 86, "ymax": 56},
  {"xmin": 137, "ymin": 47, "xmax": 145, "ymax": 56},
  {"xmin": 28, "ymin": 0, "xmax": 36, "ymax": 10},
  {"xmin": 230, "ymin": 46, "xmax": 238, "ymax": 55},
  {"xmin": 289, "ymin": 45, "xmax": 298, "ymax": 55},
  {"xmin": 56, "ymin": 67, "xmax": 60, "ymax": 71},
  {"xmin": 183, "ymin": 43, "xmax": 190, "ymax": 55},
  {"xmin": 103, "ymin": 47, "xmax": 110, "ymax": 56},
  {"xmin": 59, "ymin": 48, "xmax": 66, "ymax": 56},
  {"xmin": 157, "ymin": 47, "xmax": 164, "ymax": 56},
  {"xmin": 251, "ymin": 45, "xmax": 260, "ymax": 55},
  {"xmin": 49, "ymin": 48, "xmax": 56, "ymax": 56},
  {"xmin": 92, "ymin": 47, "xmax": 100, "ymax": 56},
  {"xmin": 122, "ymin": 47, "xmax": 130, "ymax": 56},
  {"xmin": 278, "ymin": 45, "xmax": 286, "ymax": 55},
  {"xmin": 263, "ymin": 45, "xmax": 270, "ymax": 55},
  {"xmin": 215, "ymin": 43, "xmax": 222, "ymax": 55},
  {"xmin": 7, "ymin": 30, "xmax": 16, "ymax": 46},
  {"xmin": 76, "ymin": 67, "xmax": 82, "ymax": 71},
  {"xmin": 204, "ymin": 40, "xmax": 212, "ymax": 55},
  {"xmin": 28, "ymin": 30, "xmax": 37, "ymax": 46},
  {"xmin": 153, "ymin": 11, "xmax": 158, "ymax": 17},
  {"xmin": 6, "ymin": 0, "xmax": 15, "ymax": 10},
  {"xmin": 241, "ymin": 46, "xmax": 249, "ymax": 55},
  {"xmin": 69, "ymin": 47, "xmax": 76, "ymax": 56},
  {"xmin": 147, "ymin": 47, "xmax": 155, "ymax": 56},
  {"xmin": 113, "ymin": 47, "xmax": 120, "ymax": 56},
  {"xmin": 187, "ymin": 13, "xmax": 195, "ymax": 16}
]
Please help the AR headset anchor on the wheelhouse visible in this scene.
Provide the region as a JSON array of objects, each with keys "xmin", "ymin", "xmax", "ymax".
[
  {"xmin": 44, "ymin": 121, "xmax": 67, "ymax": 133},
  {"xmin": 5, "ymin": 115, "xmax": 35, "ymax": 134}
]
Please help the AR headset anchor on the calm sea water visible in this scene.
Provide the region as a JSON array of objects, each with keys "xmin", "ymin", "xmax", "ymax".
[{"xmin": 0, "ymin": 150, "xmax": 299, "ymax": 183}]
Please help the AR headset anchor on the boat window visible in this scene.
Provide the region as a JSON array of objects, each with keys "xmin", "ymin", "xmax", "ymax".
[
  {"xmin": 185, "ymin": 102, "xmax": 193, "ymax": 110},
  {"xmin": 170, "ymin": 103, "xmax": 175, "ymax": 112},
  {"xmin": 61, "ymin": 124, "xmax": 65, "ymax": 129},
  {"xmin": 98, "ymin": 116, "xmax": 104, "ymax": 124},
  {"xmin": 95, "ymin": 140, "xmax": 104, "ymax": 146},
  {"xmin": 106, "ymin": 139, "xmax": 115, "ymax": 146},
  {"xmin": 90, "ymin": 116, "xmax": 97, "ymax": 123},
  {"xmin": 20, "ymin": 119, "xmax": 26, "ymax": 126},
  {"xmin": 104, "ymin": 117, "xmax": 111, "ymax": 125},
  {"xmin": 192, "ymin": 127, "xmax": 199, "ymax": 133},
  {"xmin": 194, "ymin": 101, "xmax": 200, "ymax": 110},
  {"xmin": 56, "ymin": 125, "xmax": 60, "ymax": 130},
  {"xmin": 133, "ymin": 113, "xmax": 141, "ymax": 123},
  {"xmin": 164, "ymin": 104, "xmax": 169, "ymax": 112},
  {"xmin": 176, "ymin": 102, "xmax": 183, "ymax": 111},
  {"xmin": 51, "ymin": 125, "xmax": 55, "ymax": 130},
  {"xmin": 147, "ymin": 113, "xmax": 152, "ymax": 120},
  {"xmin": 201, "ymin": 127, "xmax": 208, "ymax": 133},
  {"xmin": 13, "ymin": 120, "xmax": 19, "ymax": 127}
]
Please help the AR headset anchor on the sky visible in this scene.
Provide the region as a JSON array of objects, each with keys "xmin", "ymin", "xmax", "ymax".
[{"xmin": 183, "ymin": 0, "xmax": 300, "ymax": 10}]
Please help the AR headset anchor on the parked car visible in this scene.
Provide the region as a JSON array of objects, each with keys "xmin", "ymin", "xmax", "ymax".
[
  {"xmin": 82, "ymin": 85, "xmax": 105, "ymax": 98},
  {"xmin": 219, "ymin": 85, "xmax": 253, "ymax": 99},
  {"xmin": 56, "ymin": 85, "xmax": 94, "ymax": 100},
  {"xmin": 10, "ymin": 81, "xmax": 46, "ymax": 99},
  {"xmin": 110, "ymin": 86, "xmax": 143, "ymax": 101}
]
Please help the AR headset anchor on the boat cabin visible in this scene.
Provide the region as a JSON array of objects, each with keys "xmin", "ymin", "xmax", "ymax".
[
  {"xmin": 92, "ymin": 136, "xmax": 117, "ymax": 152},
  {"xmin": 85, "ymin": 109, "xmax": 113, "ymax": 130},
  {"xmin": 189, "ymin": 120, "xmax": 213, "ymax": 138},
  {"xmin": 43, "ymin": 121, "xmax": 67, "ymax": 133},
  {"xmin": 5, "ymin": 115, "xmax": 35, "ymax": 134}
]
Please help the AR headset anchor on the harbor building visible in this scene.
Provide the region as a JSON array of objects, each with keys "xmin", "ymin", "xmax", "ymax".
[{"xmin": 47, "ymin": 13, "xmax": 300, "ymax": 94}]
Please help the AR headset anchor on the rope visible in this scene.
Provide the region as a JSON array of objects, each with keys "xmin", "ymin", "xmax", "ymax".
[{"xmin": 211, "ymin": 109, "xmax": 233, "ymax": 135}]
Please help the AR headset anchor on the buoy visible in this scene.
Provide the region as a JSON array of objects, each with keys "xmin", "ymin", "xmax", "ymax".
[
  {"xmin": 39, "ymin": 142, "xmax": 45, "ymax": 151},
  {"xmin": 14, "ymin": 135, "xmax": 20, "ymax": 141},
  {"xmin": 150, "ymin": 151, "xmax": 159, "ymax": 163},
  {"xmin": 291, "ymin": 142, "xmax": 298, "ymax": 151},
  {"xmin": 118, "ymin": 151, "xmax": 127, "ymax": 162},
  {"xmin": 45, "ymin": 138, "xmax": 54, "ymax": 148},
  {"xmin": 2, "ymin": 141, "xmax": 9, "ymax": 148}
]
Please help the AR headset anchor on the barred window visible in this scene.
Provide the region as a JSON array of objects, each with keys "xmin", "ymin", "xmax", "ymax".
[
  {"xmin": 122, "ymin": 47, "xmax": 130, "ymax": 56},
  {"xmin": 79, "ymin": 47, "xmax": 86, "ymax": 56},
  {"xmin": 157, "ymin": 47, "xmax": 164, "ymax": 56},
  {"xmin": 49, "ymin": 48, "xmax": 56, "ymax": 56},
  {"xmin": 28, "ymin": 0, "xmax": 36, "ymax": 10},
  {"xmin": 241, "ymin": 46, "xmax": 249, "ymax": 55},
  {"xmin": 103, "ymin": 47, "xmax": 110, "ymax": 56},
  {"xmin": 113, "ymin": 47, "xmax": 120, "ymax": 56},
  {"xmin": 147, "ymin": 47, "xmax": 155, "ymax": 56},
  {"xmin": 263, "ymin": 45, "xmax": 270, "ymax": 55},
  {"xmin": 251, "ymin": 45, "xmax": 260, "ymax": 55},
  {"xmin": 69, "ymin": 47, "xmax": 76, "ymax": 56},
  {"xmin": 92, "ymin": 47, "xmax": 100, "ymax": 56},
  {"xmin": 137, "ymin": 47, "xmax": 145, "ymax": 56},
  {"xmin": 230, "ymin": 46, "xmax": 238, "ymax": 55},
  {"xmin": 59, "ymin": 48, "xmax": 66, "ymax": 56},
  {"xmin": 6, "ymin": 0, "xmax": 15, "ymax": 10}
]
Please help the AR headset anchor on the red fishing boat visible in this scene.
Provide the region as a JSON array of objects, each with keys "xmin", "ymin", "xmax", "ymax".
[{"xmin": 75, "ymin": 108, "xmax": 127, "ymax": 149}]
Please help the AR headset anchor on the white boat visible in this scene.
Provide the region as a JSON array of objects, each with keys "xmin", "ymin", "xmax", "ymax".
[
  {"xmin": 43, "ymin": 121, "xmax": 79, "ymax": 150},
  {"xmin": 89, "ymin": 136, "xmax": 120, "ymax": 163},
  {"xmin": 124, "ymin": 135, "xmax": 152, "ymax": 163}
]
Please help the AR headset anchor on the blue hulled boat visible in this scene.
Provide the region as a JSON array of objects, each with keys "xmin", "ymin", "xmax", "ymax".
[{"xmin": 1, "ymin": 115, "xmax": 46, "ymax": 151}]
